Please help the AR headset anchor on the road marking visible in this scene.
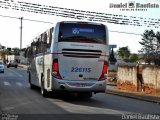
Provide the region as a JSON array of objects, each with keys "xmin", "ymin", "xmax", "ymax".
[
  {"xmin": 48, "ymin": 99, "xmax": 128, "ymax": 114},
  {"xmin": 7, "ymin": 68, "xmax": 23, "ymax": 78},
  {"xmin": 26, "ymin": 83, "xmax": 30, "ymax": 87},
  {"xmin": 18, "ymin": 74, "xmax": 23, "ymax": 77},
  {"xmin": 4, "ymin": 81, "xmax": 10, "ymax": 86},
  {"xmin": 3, "ymin": 101, "xmax": 32, "ymax": 111},
  {"xmin": 8, "ymin": 72, "xmax": 14, "ymax": 76},
  {"xmin": 16, "ymin": 82, "xmax": 23, "ymax": 86}
]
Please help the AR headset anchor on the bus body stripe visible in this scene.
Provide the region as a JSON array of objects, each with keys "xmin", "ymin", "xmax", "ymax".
[{"xmin": 34, "ymin": 52, "xmax": 109, "ymax": 57}]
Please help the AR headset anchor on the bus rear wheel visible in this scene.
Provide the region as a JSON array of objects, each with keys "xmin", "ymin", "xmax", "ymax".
[{"xmin": 41, "ymin": 76, "xmax": 48, "ymax": 97}]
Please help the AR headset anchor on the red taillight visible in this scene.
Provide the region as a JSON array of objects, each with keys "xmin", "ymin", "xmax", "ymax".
[
  {"xmin": 53, "ymin": 60, "xmax": 58, "ymax": 72},
  {"xmin": 103, "ymin": 63, "xmax": 108, "ymax": 73},
  {"xmin": 99, "ymin": 61, "xmax": 108, "ymax": 81},
  {"xmin": 52, "ymin": 59, "xmax": 62, "ymax": 79}
]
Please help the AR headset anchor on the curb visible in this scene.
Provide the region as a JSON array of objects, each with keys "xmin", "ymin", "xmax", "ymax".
[
  {"xmin": 18, "ymin": 64, "xmax": 28, "ymax": 69},
  {"xmin": 106, "ymin": 89, "xmax": 160, "ymax": 104}
]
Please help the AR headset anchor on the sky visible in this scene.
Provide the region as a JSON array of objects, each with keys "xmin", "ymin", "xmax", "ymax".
[{"xmin": 0, "ymin": 0, "xmax": 160, "ymax": 53}]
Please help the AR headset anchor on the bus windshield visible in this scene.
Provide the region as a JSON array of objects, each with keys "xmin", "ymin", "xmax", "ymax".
[{"xmin": 58, "ymin": 23, "xmax": 106, "ymax": 44}]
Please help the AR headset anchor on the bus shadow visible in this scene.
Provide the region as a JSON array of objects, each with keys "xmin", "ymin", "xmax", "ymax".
[
  {"xmin": 29, "ymin": 86, "xmax": 91, "ymax": 101},
  {"xmin": 29, "ymin": 85, "xmax": 141, "ymax": 113},
  {"xmin": 29, "ymin": 87, "xmax": 146, "ymax": 112},
  {"xmin": 48, "ymin": 92, "xmax": 93, "ymax": 101}
]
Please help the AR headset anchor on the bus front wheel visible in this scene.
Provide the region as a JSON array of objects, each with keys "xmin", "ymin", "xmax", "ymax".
[{"xmin": 29, "ymin": 73, "xmax": 35, "ymax": 89}]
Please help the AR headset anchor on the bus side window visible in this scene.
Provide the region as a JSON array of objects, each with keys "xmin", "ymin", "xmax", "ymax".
[
  {"xmin": 47, "ymin": 28, "xmax": 53, "ymax": 50},
  {"xmin": 25, "ymin": 47, "xmax": 32, "ymax": 63},
  {"xmin": 41, "ymin": 32, "xmax": 48, "ymax": 53},
  {"xmin": 25, "ymin": 47, "xmax": 31, "ymax": 58},
  {"xmin": 39, "ymin": 34, "xmax": 43, "ymax": 53},
  {"xmin": 36, "ymin": 39, "xmax": 40, "ymax": 54},
  {"xmin": 31, "ymin": 41, "xmax": 37, "ymax": 57}
]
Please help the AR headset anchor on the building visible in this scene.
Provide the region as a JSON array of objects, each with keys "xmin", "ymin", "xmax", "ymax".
[{"xmin": 5, "ymin": 54, "xmax": 28, "ymax": 64}]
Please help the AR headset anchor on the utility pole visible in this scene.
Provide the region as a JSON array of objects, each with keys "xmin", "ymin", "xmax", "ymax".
[{"xmin": 20, "ymin": 17, "xmax": 23, "ymax": 50}]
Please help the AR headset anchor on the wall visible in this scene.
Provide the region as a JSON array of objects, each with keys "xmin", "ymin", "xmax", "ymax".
[
  {"xmin": 16, "ymin": 56, "xmax": 28, "ymax": 64},
  {"xmin": 117, "ymin": 65, "xmax": 160, "ymax": 95},
  {"xmin": 117, "ymin": 65, "xmax": 137, "ymax": 92},
  {"xmin": 5, "ymin": 55, "xmax": 15, "ymax": 63},
  {"xmin": 142, "ymin": 66, "xmax": 160, "ymax": 94}
]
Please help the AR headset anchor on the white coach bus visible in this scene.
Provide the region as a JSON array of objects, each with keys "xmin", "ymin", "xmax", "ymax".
[{"xmin": 27, "ymin": 21, "xmax": 109, "ymax": 98}]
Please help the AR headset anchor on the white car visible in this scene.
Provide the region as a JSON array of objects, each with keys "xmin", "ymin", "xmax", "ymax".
[{"xmin": 0, "ymin": 61, "xmax": 4, "ymax": 73}]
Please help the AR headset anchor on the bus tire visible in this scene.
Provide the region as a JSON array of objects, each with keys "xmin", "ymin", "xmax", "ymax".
[
  {"xmin": 29, "ymin": 73, "xmax": 35, "ymax": 89},
  {"xmin": 41, "ymin": 76, "xmax": 48, "ymax": 97},
  {"xmin": 77, "ymin": 92, "xmax": 92, "ymax": 99},
  {"xmin": 30, "ymin": 83, "xmax": 35, "ymax": 89}
]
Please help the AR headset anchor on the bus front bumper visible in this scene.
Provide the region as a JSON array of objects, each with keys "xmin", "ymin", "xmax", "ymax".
[{"xmin": 52, "ymin": 78, "xmax": 106, "ymax": 93}]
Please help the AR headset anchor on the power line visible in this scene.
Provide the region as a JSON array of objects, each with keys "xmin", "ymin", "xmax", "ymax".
[
  {"xmin": 0, "ymin": 14, "xmax": 18, "ymax": 19},
  {"xmin": 23, "ymin": 18, "xmax": 53, "ymax": 24},
  {"xmin": 0, "ymin": 0, "xmax": 159, "ymax": 28},
  {"xmin": 0, "ymin": 14, "xmax": 143, "ymax": 36},
  {"xmin": 0, "ymin": 14, "xmax": 53, "ymax": 24},
  {"xmin": 109, "ymin": 30, "xmax": 142, "ymax": 36}
]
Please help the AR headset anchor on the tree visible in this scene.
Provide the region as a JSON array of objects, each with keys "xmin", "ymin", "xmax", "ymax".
[
  {"xmin": 139, "ymin": 30, "xmax": 160, "ymax": 66},
  {"xmin": 7, "ymin": 47, "xmax": 11, "ymax": 51},
  {"xmin": 1, "ymin": 46, "xmax": 6, "ymax": 50},
  {"xmin": 12, "ymin": 47, "xmax": 20, "ymax": 56},
  {"xmin": 129, "ymin": 53, "xmax": 138, "ymax": 63},
  {"xmin": 0, "ymin": 50, "xmax": 5, "ymax": 61},
  {"xmin": 0, "ymin": 44, "xmax": 6, "ymax": 62},
  {"xmin": 21, "ymin": 48, "xmax": 26, "ymax": 51},
  {"xmin": 109, "ymin": 47, "xmax": 117, "ymax": 64},
  {"xmin": 12, "ymin": 47, "xmax": 19, "ymax": 52},
  {"xmin": 6, "ymin": 47, "xmax": 11, "ymax": 55},
  {"xmin": 118, "ymin": 46, "xmax": 131, "ymax": 62}
]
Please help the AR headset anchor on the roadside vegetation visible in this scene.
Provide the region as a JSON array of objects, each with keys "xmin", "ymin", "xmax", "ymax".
[
  {"xmin": 0, "ymin": 45, "xmax": 26, "ymax": 63},
  {"xmin": 139, "ymin": 30, "xmax": 160, "ymax": 66}
]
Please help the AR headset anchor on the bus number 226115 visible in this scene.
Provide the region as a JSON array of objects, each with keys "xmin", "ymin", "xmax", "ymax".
[{"xmin": 71, "ymin": 67, "xmax": 91, "ymax": 73}]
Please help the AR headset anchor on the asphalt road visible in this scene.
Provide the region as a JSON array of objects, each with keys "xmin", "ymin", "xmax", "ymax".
[{"xmin": 0, "ymin": 66, "xmax": 160, "ymax": 120}]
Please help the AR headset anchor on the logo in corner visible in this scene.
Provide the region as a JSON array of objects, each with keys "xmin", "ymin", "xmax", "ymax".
[{"xmin": 128, "ymin": 1, "xmax": 135, "ymax": 8}]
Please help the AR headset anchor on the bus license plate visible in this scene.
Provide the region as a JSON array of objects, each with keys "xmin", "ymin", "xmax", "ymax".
[{"xmin": 75, "ymin": 83, "xmax": 86, "ymax": 87}]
